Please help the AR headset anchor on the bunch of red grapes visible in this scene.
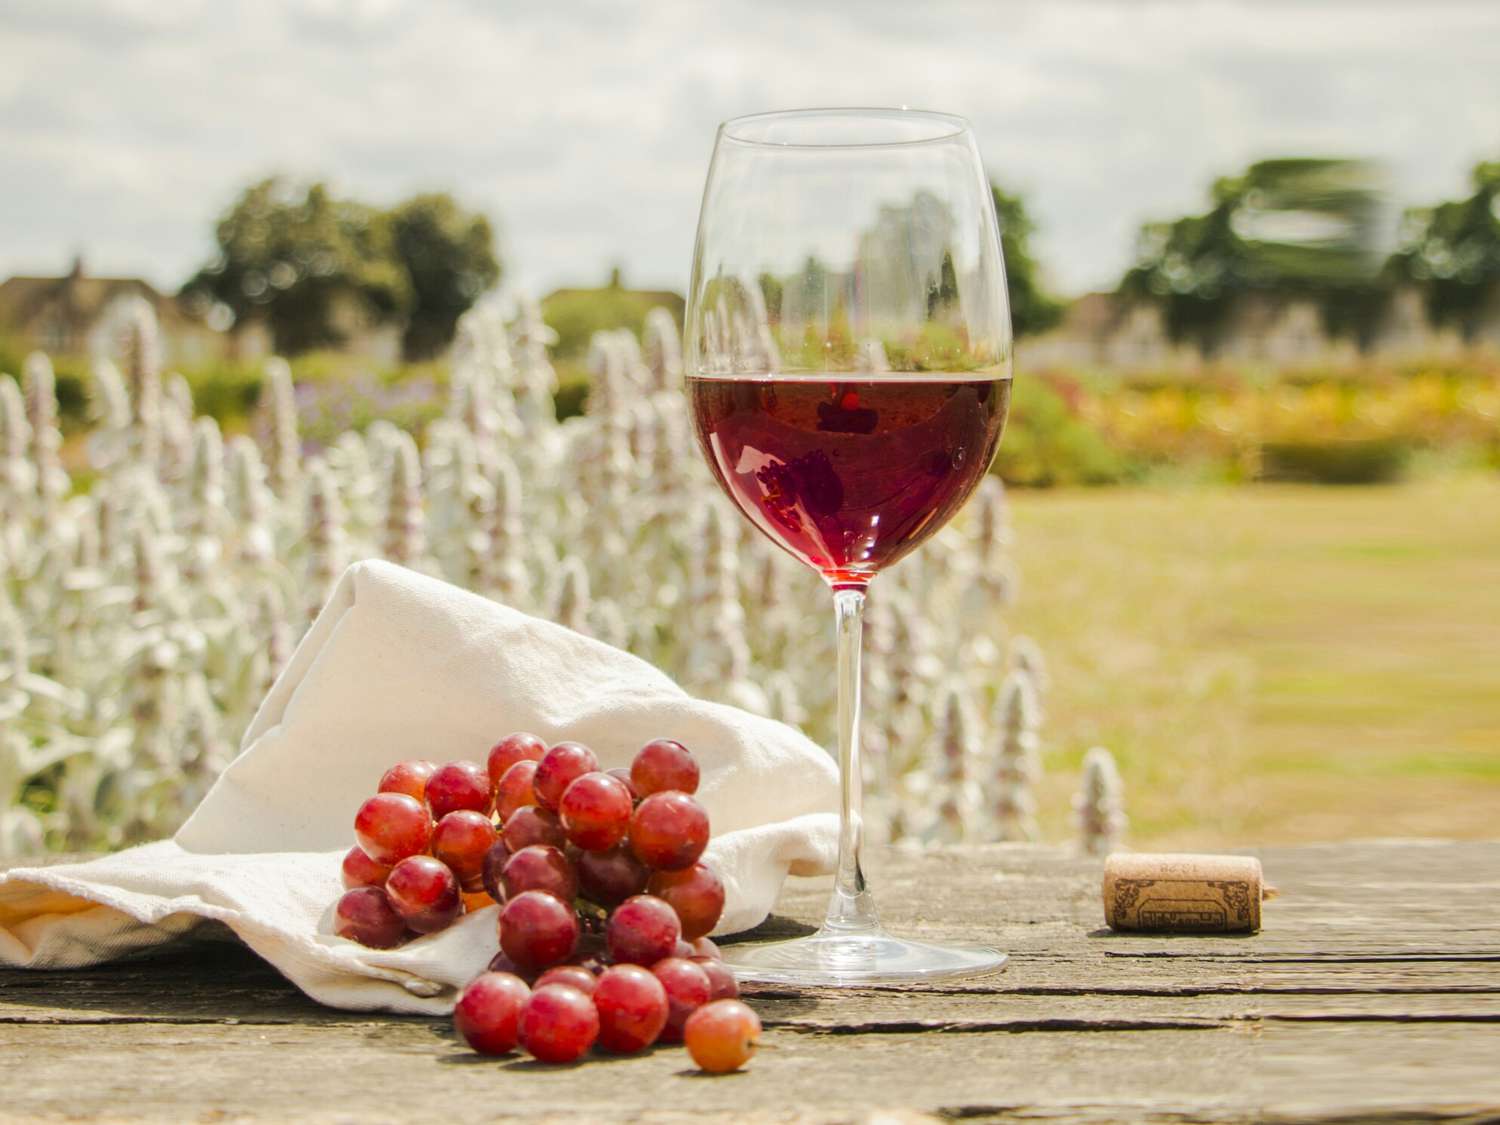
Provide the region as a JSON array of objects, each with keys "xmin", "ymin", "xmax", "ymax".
[{"xmin": 334, "ymin": 734, "xmax": 760, "ymax": 1071}]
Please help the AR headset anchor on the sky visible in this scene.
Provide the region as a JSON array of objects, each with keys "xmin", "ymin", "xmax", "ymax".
[{"xmin": 1, "ymin": 0, "xmax": 1498, "ymax": 300}]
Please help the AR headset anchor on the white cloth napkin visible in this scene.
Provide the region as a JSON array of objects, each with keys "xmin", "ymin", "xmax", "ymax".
[{"xmin": 0, "ymin": 560, "xmax": 838, "ymax": 1013}]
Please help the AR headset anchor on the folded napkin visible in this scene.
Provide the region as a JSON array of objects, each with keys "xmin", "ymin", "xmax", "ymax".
[{"xmin": 0, "ymin": 560, "xmax": 838, "ymax": 1013}]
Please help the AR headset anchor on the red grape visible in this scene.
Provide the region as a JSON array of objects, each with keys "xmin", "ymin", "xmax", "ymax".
[
  {"xmin": 606, "ymin": 767, "xmax": 640, "ymax": 801},
  {"xmin": 334, "ymin": 886, "xmax": 409, "ymax": 948},
  {"xmin": 558, "ymin": 771, "xmax": 634, "ymax": 851},
  {"xmin": 341, "ymin": 845, "xmax": 391, "ymax": 890},
  {"xmin": 518, "ymin": 983, "xmax": 599, "ymax": 1063},
  {"xmin": 385, "ymin": 855, "xmax": 462, "ymax": 933},
  {"xmin": 576, "ymin": 845, "xmax": 650, "ymax": 908},
  {"xmin": 499, "ymin": 890, "xmax": 580, "ymax": 973},
  {"xmin": 486, "ymin": 732, "xmax": 547, "ymax": 790},
  {"xmin": 684, "ymin": 998, "xmax": 761, "ymax": 1072},
  {"xmin": 480, "ymin": 839, "xmax": 510, "ymax": 901},
  {"xmin": 606, "ymin": 894, "xmax": 681, "ymax": 966},
  {"xmin": 691, "ymin": 936, "xmax": 722, "ymax": 960},
  {"xmin": 696, "ymin": 957, "xmax": 739, "ymax": 1001},
  {"xmin": 535, "ymin": 965, "xmax": 598, "ymax": 996},
  {"xmin": 502, "ymin": 844, "xmax": 578, "ymax": 902},
  {"xmin": 630, "ymin": 738, "xmax": 699, "ymax": 796},
  {"xmin": 495, "ymin": 759, "xmax": 540, "ymax": 822},
  {"xmin": 425, "ymin": 760, "xmax": 492, "ymax": 819},
  {"xmin": 592, "ymin": 964, "xmax": 669, "ymax": 1053},
  {"xmin": 431, "ymin": 810, "xmax": 499, "ymax": 891},
  {"xmin": 453, "ymin": 971, "xmax": 531, "ymax": 1055},
  {"xmin": 648, "ymin": 861, "xmax": 725, "ymax": 941},
  {"xmin": 651, "ymin": 956, "xmax": 711, "ymax": 1042},
  {"xmin": 378, "ymin": 759, "xmax": 438, "ymax": 801},
  {"xmin": 629, "ymin": 791, "xmax": 709, "ymax": 871},
  {"xmin": 533, "ymin": 742, "xmax": 599, "ymax": 811},
  {"xmin": 503, "ymin": 805, "xmax": 568, "ymax": 852},
  {"xmin": 353, "ymin": 792, "xmax": 432, "ymax": 866}
]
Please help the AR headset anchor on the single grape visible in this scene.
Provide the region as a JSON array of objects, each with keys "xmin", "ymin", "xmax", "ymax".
[
  {"xmin": 519, "ymin": 983, "xmax": 599, "ymax": 1063},
  {"xmin": 431, "ymin": 810, "xmax": 499, "ymax": 891},
  {"xmin": 495, "ymin": 759, "xmax": 540, "ymax": 822},
  {"xmin": 502, "ymin": 805, "xmax": 568, "ymax": 852},
  {"xmin": 558, "ymin": 771, "xmax": 634, "ymax": 851},
  {"xmin": 651, "ymin": 956, "xmax": 712, "ymax": 1042},
  {"xmin": 334, "ymin": 886, "xmax": 409, "ymax": 948},
  {"xmin": 535, "ymin": 964, "xmax": 598, "ymax": 996},
  {"xmin": 576, "ymin": 844, "xmax": 650, "ymax": 908},
  {"xmin": 353, "ymin": 792, "xmax": 432, "ymax": 866},
  {"xmin": 499, "ymin": 890, "xmax": 580, "ymax": 973},
  {"xmin": 605, "ymin": 894, "xmax": 681, "ymax": 966},
  {"xmin": 341, "ymin": 845, "xmax": 392, "ymax": 890},
  {"xmin": 592, "ymin": 964, "xmax": 669, "ymax": 1053},
  {"xmin": 630, "ymin": 738, "xmax": 700, "ymax": 796},
  {"xmin": 453, "ymin": 971, "xmax": 531, "ymax": 1055},
  {"xmin": 684, "ymin": 998, "xmax": 761, "ymax": 1073},
  {"xmin": 648, "ymin": 861, "xmax": 725, "ymax": 941},
  {"xmin": 533, "ymin": 742, "xmax": 600, "ymax": 812},
  {"xmin": 480, "ymin": 839, "xmax": 510, "ymax": 902},
  {"xmin": 628, "ymin": 791, "xmax": 709, "ymax": 871},
  {"xmin": 378, "ymin": 759, "xmax": 439, "ymax": 801},
  {"xmin": 501, "ymin": 844, "xmax": 579, "ymax": 902},
  {"xmin": 691, "ymin": 936, "xmax": 722, "ymax": 961},
  {"xmin": 605, "ymin": 767, "xmax": 640, "ymax": 801},
  {"xmin": 696, "ymin": 957, "xmax": 739, "ymax": 1001},
  {"xmin": 425, "ymin": 760, "xmax": 493, "ymax": 819},
  {"xmin": 673, "ymin": 939, "xmax": 695, "ymax": 959},
  {"xmin": 385, "ymin": 855, "xmax": 462, "ymax": 933},
  {"xmin": 486, "ymin": 732, "xmax": 548, "ymax": 791}
]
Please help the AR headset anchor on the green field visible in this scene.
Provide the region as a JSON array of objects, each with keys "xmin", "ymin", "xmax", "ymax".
[{"xmin": 1009, "ymin": 476, "xmax": 1500, "ymax": 848}]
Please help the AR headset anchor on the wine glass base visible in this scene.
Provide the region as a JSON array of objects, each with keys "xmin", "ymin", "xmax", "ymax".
[{"xmin": 722, "ymin": 927, "xmax": 1007, "ymax": 987}]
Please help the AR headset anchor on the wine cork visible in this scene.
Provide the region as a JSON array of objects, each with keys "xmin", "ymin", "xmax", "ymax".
[{"xmin": 1102, "ymin": 853, "xmax": 1265, "ymax": 934}]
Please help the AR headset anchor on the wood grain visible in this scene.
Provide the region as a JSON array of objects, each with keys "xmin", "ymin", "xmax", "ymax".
[{"xmin": 2, "ymin": 841, "xmax": 1497, "ymax": 1123}]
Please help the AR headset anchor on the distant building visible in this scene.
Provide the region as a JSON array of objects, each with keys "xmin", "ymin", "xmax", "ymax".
[
  {"xmin": 0, "ymin": 257, "xmax": 236, "ymax": 366},
  {"xmin": 1016, "ymin": 285, "xmax": 1482, "ymax": 372},
  {"xmin": 0, "ymin": 257, "xmax": 410, "ymax": 368}
]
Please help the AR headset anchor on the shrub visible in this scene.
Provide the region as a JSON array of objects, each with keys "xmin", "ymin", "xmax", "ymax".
[
  {"xmin": 1258, "ymin": 438, "xmax": 1411, "ymax": 484},
  {"xmin": 993, "ymin": 376, "xmax": 1136, "ymax": 487}
]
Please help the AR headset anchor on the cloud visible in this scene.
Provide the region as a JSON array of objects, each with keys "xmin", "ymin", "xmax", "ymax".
[{"xmin": 0, "ymin": 0, "xmax": 1497, "ymax": 297}]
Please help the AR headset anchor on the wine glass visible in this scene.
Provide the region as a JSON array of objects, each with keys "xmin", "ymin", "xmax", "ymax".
[{"xmin": 684, "ymin": 108, "xmax": 1013, "ymax": 985}]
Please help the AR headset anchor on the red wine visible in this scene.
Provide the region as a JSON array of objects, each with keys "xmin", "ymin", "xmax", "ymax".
[{"xmin": 688, "ymin": 374, "xmax": 1010, "ymax": 587}]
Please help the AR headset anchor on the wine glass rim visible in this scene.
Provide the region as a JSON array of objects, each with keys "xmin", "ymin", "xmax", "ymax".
[{"xmin": 719, "ymin": 107, "xmax": 971, "ymax": 150}]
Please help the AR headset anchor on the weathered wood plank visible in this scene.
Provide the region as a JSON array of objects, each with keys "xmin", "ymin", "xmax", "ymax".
[
  {"xmin": 0, "ymin": 841, "xmax": 1496, "ymax": 1122},
  {"xmin": 0, "ymin": 1020, "xmax": 1495, "ymax": 1123}
]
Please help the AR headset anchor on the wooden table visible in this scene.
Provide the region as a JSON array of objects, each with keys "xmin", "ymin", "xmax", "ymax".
[{"xmin": 3, "ymin": 841, "xmax": 1497, "ymax": 1122}]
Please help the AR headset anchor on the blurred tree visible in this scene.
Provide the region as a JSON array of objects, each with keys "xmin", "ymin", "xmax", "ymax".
[
  {"xmin": 991, "ymin": 182, "xmax": 1063, "ymax": 337},
  {"xmin": 1119, "ymin": 158, "xmax": 1389, "ymax": 352},
  {"xmin": 390, "ymin": 193, "xmax": 501, "ymax": 360},
  {"xmin": 1389, "ymin": 160, "xmax": 1500, "ymax": 341},
  {"xmin": 182, "ymin": 179, "xmax": 411, "ymax": 355},
  {"xmin": 184, "ymin": 180, "xmax": 499, "ymax": 358},
  {"xmin": 757, "ymin": 271, "xmax": 784, "ymax": 320}
]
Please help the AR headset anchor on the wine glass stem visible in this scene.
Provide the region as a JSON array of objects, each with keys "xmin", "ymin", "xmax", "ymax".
[{"xmin": 824, "ymin": 586, "xmax": 880, "ymax": 936}]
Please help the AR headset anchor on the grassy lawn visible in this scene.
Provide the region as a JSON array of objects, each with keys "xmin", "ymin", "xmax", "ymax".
[{"xmin": 1009, "ymin": 475, "xmax": 1500, "ymax": 848}]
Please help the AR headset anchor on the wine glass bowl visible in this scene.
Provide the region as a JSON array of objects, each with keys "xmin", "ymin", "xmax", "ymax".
[{"xmin": 684, "ymin": 108, "xmax": 1013, "ymax": 985}]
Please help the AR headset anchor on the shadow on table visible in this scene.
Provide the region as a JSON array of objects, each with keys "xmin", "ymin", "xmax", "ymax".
[
  {"xmin": 0, "ymin": 938, "xmax": 353, "ymax": 1024},
  {"xmin": 1, "ymin": 914, "xmax": 824, "ymax": 1027}
]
